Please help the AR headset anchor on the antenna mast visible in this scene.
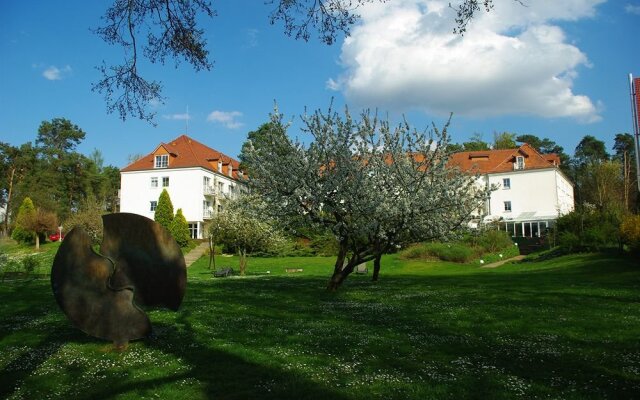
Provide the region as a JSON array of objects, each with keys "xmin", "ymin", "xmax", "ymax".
[
  {"xmin": 630, "ymin": 74, "xmax": 640, "ymax": 192},
  {"xmin": 185, "ymin": 105, "xmax": 189, "ymax": 134}
]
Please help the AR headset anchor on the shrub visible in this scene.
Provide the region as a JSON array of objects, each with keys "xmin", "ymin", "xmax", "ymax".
[
  {"xmin": 428, "ymin": 243, "xmax": 475, "ymax": 262},
  {"xmin": 154, "ymin": 189, "xmax": 174, "ymax": 231},
  {"xmin": 558, "ymin": 231, "xmax": 581, "ymax": 252},
  {"xmin": 400, "ymin": 228, "xmax": 515, "ymax": 263},
  {"xmin": 474, "ymin": 230, "xmax": 513, "ymax": 253},
  {"xmin": 555, "ymin": 208, "xmax": 622, "ymax": 252},
  {"xmin": 399, "ymin": 243, "xmax": 435, "ymax": 260},
  {"xmin": 620, "ymin": 214, "xmax": 640, "ymax": 255},
  {"xmin": 400, "ymin": 242, "xmax": 475, "ymax": 263},
  {"xmin": 11, "ymin": 226, "xmax": 34, "ymax": 244},
  {"xmin": 65, "ymin": 204, "xmax": 104, "ymax": 245},
  {"xmin": 21, "ymin": 255, "xmax": 40, "ymax": 275},
  {"xmin": 170, "ymin": 208, "xmax": 190, "ymax": 248},
  {"xmin": 11, "ymin": 197, "xmax": 36, "ymax": 244}
]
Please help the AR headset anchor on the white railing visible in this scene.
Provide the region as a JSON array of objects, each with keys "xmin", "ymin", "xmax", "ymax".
[
  {"xmin": 203, "ymin": 186, "xmax": 216, "ymax": 196},
  {"xmin": 203, "ymin": 210, "xmax": 213, "ymax": 219}
]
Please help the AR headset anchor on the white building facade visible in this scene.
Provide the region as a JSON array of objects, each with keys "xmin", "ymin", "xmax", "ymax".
[
  {"xmin": 120, "ymin": 135, "xmax": 245, "ymax": 239},
  {"xmin": 450, "ymin": 144, "xmax": 575, "ymax": 238}
]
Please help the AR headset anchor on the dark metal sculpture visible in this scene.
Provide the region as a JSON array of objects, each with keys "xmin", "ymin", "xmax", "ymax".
[{"xmin": 51, "ymin": 213, "xmax": 186, "ymax": 346}]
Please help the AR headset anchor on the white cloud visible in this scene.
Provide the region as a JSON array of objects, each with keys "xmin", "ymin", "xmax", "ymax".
[
  {"xmin": 246, "ymin": 28, "xmax": 259, "ymax": 47},
  {"xmin": 331, "ymin": 0, "xmax": 604, "ymax": 122},
  {"xmin": 42, "ymin": 65, "xmax": 72, "ymax": 80},
  {"xmin": 207, "ymin": 110, "xmax": 244, "ymax": 129},
  {"xmin": 326, "ymin": 77, "xmax": 341, "ymax": 91},
  {"xmin": 163, "ymin": 113, "xmax": 191, "ymax": 120},
  {"xmin": 625, "ymin": 4, "xmax": 640, "ymax": 14}
]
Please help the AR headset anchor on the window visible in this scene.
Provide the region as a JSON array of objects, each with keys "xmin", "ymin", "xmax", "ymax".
[
  {"xmin": 155, "ymin": 154, "xmax": 169, "ymax": 168},
  {"xmin": 218, "ymin": 181, "xmax": 224, "ymax": 193},
  {"xmin": 188, "ymin": 223, "xmax": 198, "ymax": 239},
  {"xmin": 150, "ymin": 201, "xmax": 158, "ymax": 212},
  {"xmin": 515, "ymin": 156, "xmax": 525, "ymax": 170},
  {"xmin": 150, "ymin": 177, "xmax": 158, "ymax": 188},
  {"xmin": 504, "ymin": 201, "xmax": 512, "ymax": 212},
  {"xmin": 502, "ymin": 178, "xmax": 511, "ymax": 189},
  {"xmin": 217, "ymin": 160, "xmax": 222, "ymax": 173},
  {"xmin": 218, "ymin": 204, "xmax": 223, "ymax": 213},
  {"xmin": 162, "ymin": 177, "xmax": 170, "ymax": 187}
]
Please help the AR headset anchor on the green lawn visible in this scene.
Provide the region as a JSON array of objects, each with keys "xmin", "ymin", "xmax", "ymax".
[{"xmin": 1, "ymin": 247, "xmax": 639, "ymax": 399}]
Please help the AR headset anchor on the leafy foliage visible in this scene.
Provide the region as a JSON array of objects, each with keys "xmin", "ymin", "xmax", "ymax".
[
  {"xmin": 620, "ymin": 214, "xmax": 640, "ymax": 255},
  {"xmin": 2, "ymin": 119, "xmax": 120, "ymax": 226},
  {"xmin": 555, "ymin": 208, "xmax": 622, "ymax": 252},
  {"xmin": 64, "ymin": 197, "xmax": 105, "ymax": 245},
  {"xmin": 170, "ymin": 208, "xmax": 191, "ymax": 248},
  {"xmin": 462, "ymin": 132, "xmax": 490, "ymax": 151},
  {"xmin": 209, "ymin": 196, "xmax": 284, "ymax": 275},
  {"xmin": 36, "ymin": 118, "xmax": 86, "ymax": 157},
  {"xmin": 23, "ymin": 208, "xmax": 58, "ymax": 250},
  {"xmin": 154, "ymin": 189, "xmax": 174, "ymax": 231},
  {"xmin": 492, "ymin": 132, "xmax": 516, "ymax": 149},
  {"xmin": 613, "ymin": 133, "xmax": 638, "ymax": 212}
]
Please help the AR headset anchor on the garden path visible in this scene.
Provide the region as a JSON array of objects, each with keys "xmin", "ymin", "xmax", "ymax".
[
  {"xmin": 481, "ymin": 255, "xmax": 525, "ymax": 269},
  {"xmin": 183, "ymin": 242, "xmax": 210, "ymax": 267}
]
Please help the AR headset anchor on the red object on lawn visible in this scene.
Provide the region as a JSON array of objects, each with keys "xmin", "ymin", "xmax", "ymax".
[{"xmin": 49, "ymin": 232, "xmax": 65, "ymax": 242}]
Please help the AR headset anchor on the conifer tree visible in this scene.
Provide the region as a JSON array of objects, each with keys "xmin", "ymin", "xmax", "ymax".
[
  {"xmin": 11, "ymin": 197, "xmax": 36, "ymax": 243},
  {"xmin": 170, "ymin": 208, "xmax": 190, "ymax": 248},
  {"xmin": 154, "ymin": 189, "xmax": 174, "ymax": 231}
]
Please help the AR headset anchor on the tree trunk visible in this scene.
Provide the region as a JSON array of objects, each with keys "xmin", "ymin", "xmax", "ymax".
[
  {"xmin": 327, "ymin": 259, "xmax": 356, "ymax": 291},
  {"xmin": 327, "ymin": 245, "xmax": 361, "ymax": 291},
  {"xmin": 3, "ymin": 167, "xmax": 15, "ymax": 236},
  {"xmin": 327, "ymin": 242, "xmax": 350, "ymax": 291},
  {"xmin": 239, "ymin": 249, "xmax": 247, "ymax": 276},
  {"xmin": 35, "ymin": 233, "xmax": 40, "ymax": 251},
  {"xmin": 208, "ymin": 236, "xmax": 216, "ymax": 270},
  {"xmin": 331, "ymin": 244, "xmax": 348, "ymax": 276},
  {"xmin": 372, "ymin": 253, "xmax": 382, "ymax": 281}
]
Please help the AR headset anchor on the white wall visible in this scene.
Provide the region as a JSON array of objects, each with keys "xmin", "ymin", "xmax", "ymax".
[
  {"xmin": 120, "ymin": 167, "xmax": 242, "ymax": 228},
  {"xmin": 482, "ymin": 168, "xmax": 574, "ymax": 221}
]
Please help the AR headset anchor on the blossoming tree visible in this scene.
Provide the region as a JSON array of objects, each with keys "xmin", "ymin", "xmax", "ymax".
[{"xmin": 243, "ymin": 106, "xmax": 489, "ymax": 290}]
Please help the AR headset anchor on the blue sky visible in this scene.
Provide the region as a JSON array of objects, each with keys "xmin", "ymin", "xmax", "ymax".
[{"xmin": 1, "ymin": 0, "xmax": 639, "ymax": 168}]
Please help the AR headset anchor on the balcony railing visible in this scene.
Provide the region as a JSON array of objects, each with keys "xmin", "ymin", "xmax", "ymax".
[
  {"xmin": 203, "ymin": 186, "xmax": 216, "ymax": 196},
  {"xmin": 203, "ymin": 210, "xmax": 213, "ymax": 219}
]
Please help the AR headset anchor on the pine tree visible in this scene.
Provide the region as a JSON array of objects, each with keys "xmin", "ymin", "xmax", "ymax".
[
  {"xmin": 154, "ymin": 189, "xmax": 174, "ymax": 231},
  {"xmin": 11, "ymin": 197, "xmax": 36, "ymax": 243},
  {"xmin": 170, "ymin": 208, "xmax": 190, "ymax": 248}
]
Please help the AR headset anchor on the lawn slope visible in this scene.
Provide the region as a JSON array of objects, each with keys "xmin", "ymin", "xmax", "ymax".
[{"xmin": 1, "ymin": 253, "xmax": 638, "ymax": 399}]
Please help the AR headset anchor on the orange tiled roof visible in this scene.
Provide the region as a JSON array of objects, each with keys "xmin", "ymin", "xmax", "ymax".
[
  {"xmin": 121, "ymin": 134, "xmax": 243, "ymax": 179},
  {"xmin": 448, "ymin": 143, "xmax": 561, "ymax": 174}
]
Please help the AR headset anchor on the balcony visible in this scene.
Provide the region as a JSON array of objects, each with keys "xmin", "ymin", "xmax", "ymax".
[
  {"xmin": 203, "ymin": 186, "xmax": 216, "ymax": 196},
  {"xmin": 203, "ymin": 210, "xmax": 213, "ymax": 219}
]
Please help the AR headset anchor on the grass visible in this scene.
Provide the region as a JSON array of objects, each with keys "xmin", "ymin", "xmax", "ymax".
[
  {"xmin": 0, "ymin": 238, "xmax": 62, "ymax": 278},
  {"xmin": 1, "ymin": 242, "xmax": 639, "ymax": 399}
]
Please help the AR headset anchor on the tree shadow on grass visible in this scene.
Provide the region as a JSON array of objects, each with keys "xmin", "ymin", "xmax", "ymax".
[
  {"xmin": 184, "ymin": 266, "xmax": 640, "ymax": 399},
  {"xmin": 140, "ymin": 311, "xmax": 351, "ymax": 400}
]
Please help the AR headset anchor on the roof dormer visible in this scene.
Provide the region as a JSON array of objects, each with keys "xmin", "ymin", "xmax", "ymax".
[{"xmin": 154, "ymin": 146, "xmax": 170, "ymax": 168}]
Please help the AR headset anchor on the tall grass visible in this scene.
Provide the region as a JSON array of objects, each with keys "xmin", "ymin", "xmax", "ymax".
[{"xmin": 400, "ymin": 230, "xmax": 518, "ymax": 263}]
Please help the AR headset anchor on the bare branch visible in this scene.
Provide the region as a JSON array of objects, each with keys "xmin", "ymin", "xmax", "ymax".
[{"xmin": 93, "ymin": 0, "xmax": 215, "ymax": 123}]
